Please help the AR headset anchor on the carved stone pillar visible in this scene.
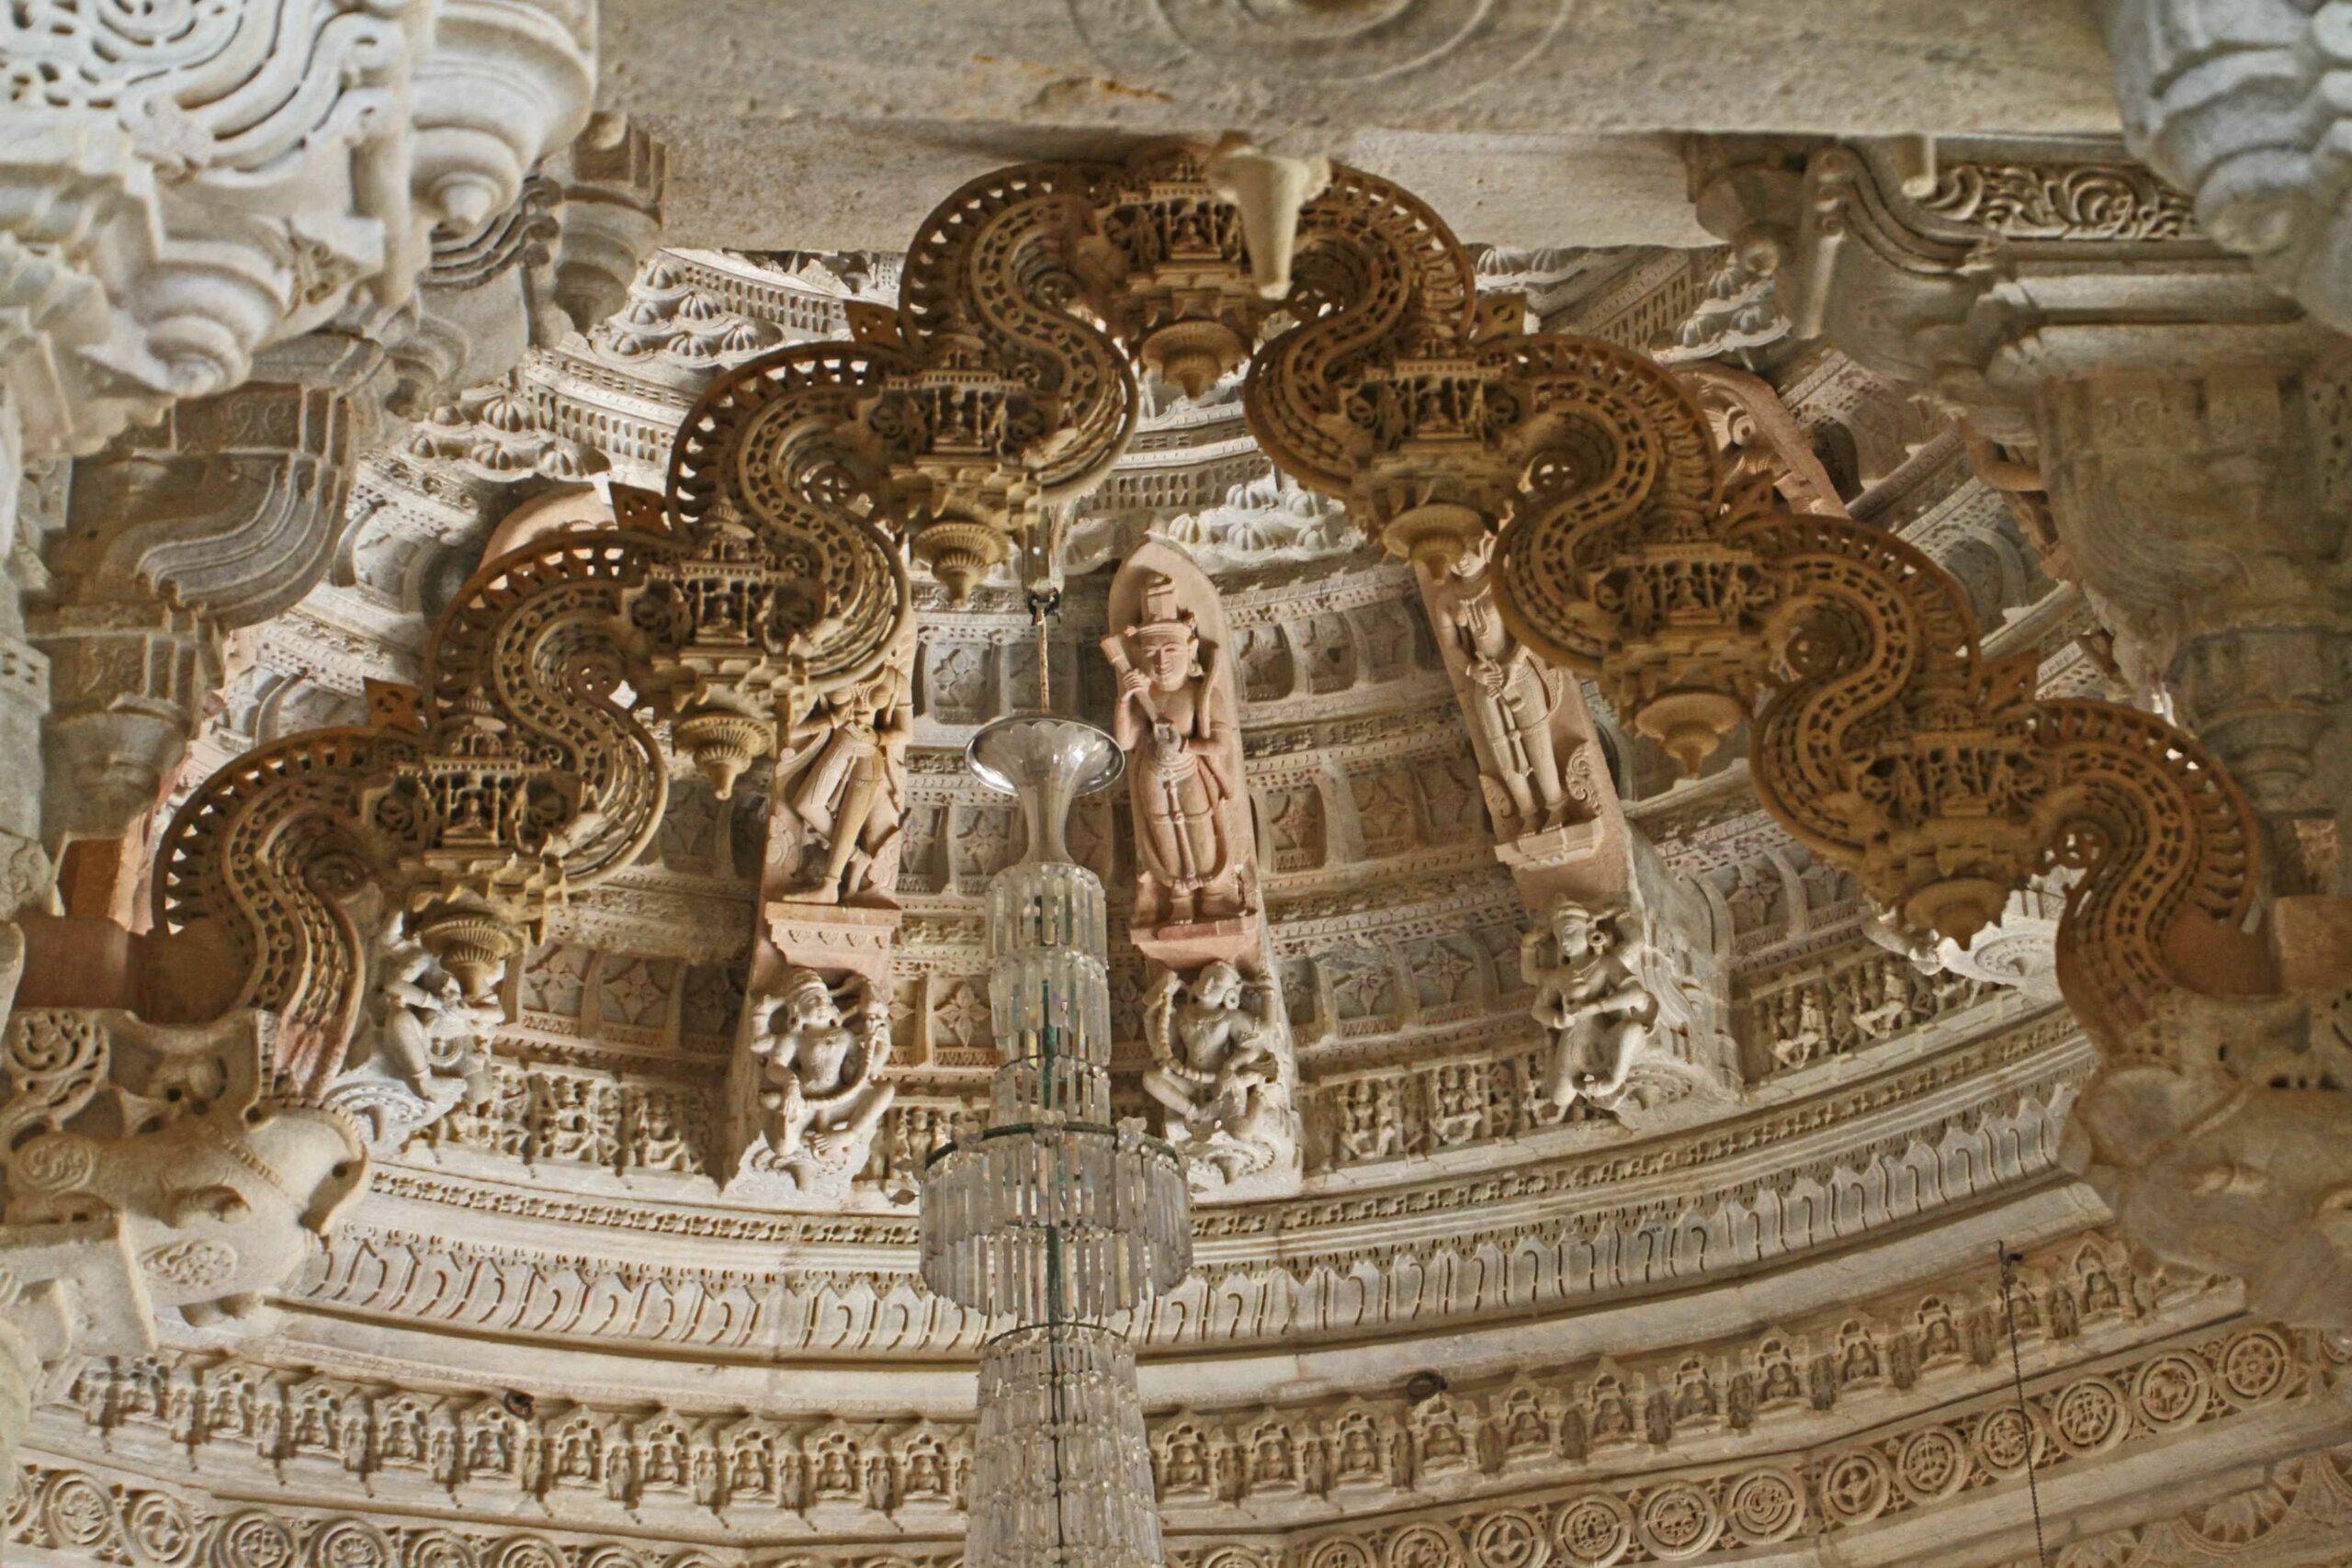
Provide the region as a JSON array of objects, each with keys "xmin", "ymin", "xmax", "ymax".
[
  {"xmin": 33, "ymin": 335, "xmax": 379, "ymax": 845},
  {"xmin": 2037, "ymin": 359, "xmax": 2352, "ymax": 885},
  {"xmin": 0, "ymin": 0, "xmax": 600, "ymax": 461},
  {"xmin": 1102, "ymin": 542, "xmax": 1300, "ymax": 1198},
  {"xmin": 0, "ymin": 393, "xmax": 52, "ymax": 930},
  {"xmin": 2101, "ymin": 0, "xmax": 2352, "ymax": 335}
]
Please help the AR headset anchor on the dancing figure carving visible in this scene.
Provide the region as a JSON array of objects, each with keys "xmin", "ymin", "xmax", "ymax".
[
  {"xmin": 1522, "ymin": 898, "xmax": 1669, "ymax": 1115},
  {"xmin": 740, "ymin": 970, "xmax": 896, "ymax": 1204},
  {"xmin": 776, "ymin": 646, "xmax": 914, "ymax": 908},
  {"xmin": 325, "ymin": 914, "xmax": 503, "ymax": 1144},
  {"xmin": 1142, "ymin": 962, "xmax": 1295, "ymax": 1189}
]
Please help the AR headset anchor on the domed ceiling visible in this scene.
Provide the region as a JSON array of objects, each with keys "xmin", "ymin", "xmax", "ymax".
[{"xmin": 12, "ymin": 237, "xmax": 2347, "ymax": 1568}]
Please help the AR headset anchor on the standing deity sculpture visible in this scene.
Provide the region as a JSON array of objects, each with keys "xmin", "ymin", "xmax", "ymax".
[
  {"xmin": 1141, "ymin": 961, "xmax": 1296, "ymax": 1189},
  {"xmin": 1426, "ymin": 532, "xmax": 1573, "ymax": 837},
  {"xmin": 1521, "ymin": 897, "xmax": 1687, "ymax": 1116},
  {"xmin": 775, "ymin": 649, "xmax": 913, "ymax": 908},
  {"xmin": 740, "ymin": 967, "xmax": 897, "ymax": 1202},
  {"xmin": 327, "ymin": 913, "xmax": 503, "ymax": 1144},
  {"xmin": 1103, "ymin": 571, "xmax": 1253, "ymax": 937}
]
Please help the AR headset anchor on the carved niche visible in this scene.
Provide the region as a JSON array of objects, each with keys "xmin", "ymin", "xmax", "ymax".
[
  {"xmin": 1413, "ymin": 528, "xmax": 1627, "ymax": 904},
  {"xmin": 1102, "ymin": 540, "xmax": 1300, "ymax": 1196},
  {"xmin": 1102, "ymin": 542, "xmax": 1261, "ymax": 965}
]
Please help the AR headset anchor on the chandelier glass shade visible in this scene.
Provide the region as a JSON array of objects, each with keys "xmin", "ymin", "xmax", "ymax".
[{"xmin": 921, "ymin": 713, "xmax": 1191, "ymax": 1568}]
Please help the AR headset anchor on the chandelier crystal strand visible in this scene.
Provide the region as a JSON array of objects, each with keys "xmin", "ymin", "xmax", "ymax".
[{"xmin": 922, "ymin": 708, "xmax": 1190, "ymax": 1568}]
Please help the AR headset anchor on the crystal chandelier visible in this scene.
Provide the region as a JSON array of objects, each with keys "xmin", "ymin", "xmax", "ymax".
[{"xmin": 921, "ymin": 704, "xmax": 1192, "ymax": 1568}]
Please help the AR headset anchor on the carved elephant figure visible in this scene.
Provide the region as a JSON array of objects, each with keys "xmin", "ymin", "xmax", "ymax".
[{"xmin": 0, "ymin": 1009, "xmax": 368, "ymax": 1329}]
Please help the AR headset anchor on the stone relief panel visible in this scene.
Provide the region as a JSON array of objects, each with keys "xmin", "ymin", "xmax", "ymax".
[
  {"xmin": 14, "ymin": 1247, "xmax": 2326, "ymax": 1560},
  {"xmin": 300, "ymin": 1010, "xmax": 2090, "ymax": 1361}
]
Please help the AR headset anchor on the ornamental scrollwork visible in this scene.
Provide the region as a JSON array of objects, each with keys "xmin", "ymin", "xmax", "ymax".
[
  {"xmin": 129, "ymin": 142, "xmax": 1356, "ymax": 1100},
  {"xmin": 1230, "ymin": 169, "xmax": 2280, "ymax": 1075}
]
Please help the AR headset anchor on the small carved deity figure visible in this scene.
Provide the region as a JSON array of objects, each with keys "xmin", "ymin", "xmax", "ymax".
[
  {"xmin": 778, "ymin": 651, "xmax": 913, "ymax": 906},
  {"xmin": 1852, "ymin": 961, "xmax": 1912, "ymax": 1041},
  {"xmin": 1142, "ymin": 961, "xmax": 1293, "ymax": 1185},
  {"xmin": 1424, "ymin": 530, "xmax": 1571, "ymax": 836},
  {"xmin": 1160, "ymin": 1424, "xmax": 1213, "ymax": 1497},
  {"xmin": 338, "ymin": 916, "xmax": 504, "ymax": 1140},
  {"xmin": 1521, "ymin": 897, "xmax": 1662, "ymax": 1112},
  {"xmin": 1104, "ymin": 572, "xmax": 1249, "ymax": 930},
  {"xmin": 744, "ymin": 967, "xmax": 897, "ymax": 1201},
  {"xmin": 1772, "ymin": 987, "xmax": 1828, "ymax": 1070}
]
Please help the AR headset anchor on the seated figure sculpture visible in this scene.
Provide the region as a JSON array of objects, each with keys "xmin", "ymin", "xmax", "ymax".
[
  {"xmin": 746, "ymin": 967, "xmax": 896, "ymax": 1201},
  {"xmin": 1522, "ymin": 897, "xmax": 1666, "ymax": 1115},
  {"xmin": 1141, "ymin": 961, "xmax": 1292, "ymax": 1186}
]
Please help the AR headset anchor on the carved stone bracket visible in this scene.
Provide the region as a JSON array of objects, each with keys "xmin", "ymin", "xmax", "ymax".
[
  {"xmin": 0, "ymin": 1005, "xmax": 366, "ymax": 1478},
  {"xmin": 2102, "ymin": 0, "xmax": 2352, "ymax": 334},
  {"xmin": 0, "ymin": 0, "xmax": 601, "ymax": 462},
  {"xmin": 1680, "ymin": 132, "xmax": 2352, "ymax": 1323}
]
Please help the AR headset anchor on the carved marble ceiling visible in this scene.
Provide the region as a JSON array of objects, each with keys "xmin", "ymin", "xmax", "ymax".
[
  {"xmin": 6, "ymin": 9, "xmax": 2352, "ymax": 1563},
  {"xmin": 12, "ymin": 212, "xmax": 2301, "ymax": 1568}
]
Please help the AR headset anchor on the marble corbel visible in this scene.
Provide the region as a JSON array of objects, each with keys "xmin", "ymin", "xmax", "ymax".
[
  {"xmin": 730, "ymin": 966, "xmax": 897, "ymax": 1205},
  {"xmin": 0, "ymin": 1004, "xmax": 367, "ymax": 1487},
  {"xmin": 2100, "ymin": 0, "xmax": 2352, "ymax": 335},
  {"xmin": 1700, "ymin": 131, "xmax": 2352, "ymax": 1324},
  {"xmin": 1103, "ymin": 541, "xmax": 1301, "ymax": 1198},
  {"xmin": 31, "ymin": 333, "xmax": 381, "ymax": 848}
]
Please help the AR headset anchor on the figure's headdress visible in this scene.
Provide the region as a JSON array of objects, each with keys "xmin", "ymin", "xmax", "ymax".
[{"xmin": 1127, "ymin": 571, "xmax": 1199, "ymax": 653}]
